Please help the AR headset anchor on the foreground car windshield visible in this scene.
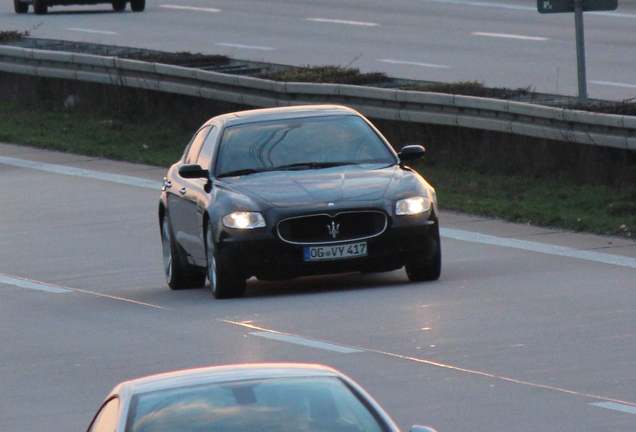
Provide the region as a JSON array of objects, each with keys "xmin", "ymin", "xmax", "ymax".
[
  {"xmin": 215, "ymin": 115, "xmax": 396, "ymax": 177},
  {"xmin": 129, "ymin": 377, "xmax": 387, "ymax": 432}
]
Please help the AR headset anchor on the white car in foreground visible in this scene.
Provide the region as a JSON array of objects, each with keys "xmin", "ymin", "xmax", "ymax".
[{"xmin": 86, "ymin": 363, "xmax": 437, "ymax": 432}]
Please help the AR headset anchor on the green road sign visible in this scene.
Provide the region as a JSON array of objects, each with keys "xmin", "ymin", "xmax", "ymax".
[{"xmin": 538, "ymin": 0, "xmax": 618, "ymax": 13}]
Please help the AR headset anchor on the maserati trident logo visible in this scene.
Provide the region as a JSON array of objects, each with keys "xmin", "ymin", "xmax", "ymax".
[{"xmin": 327, "ymin": 221, "xmax": 340, "ymax": 239}]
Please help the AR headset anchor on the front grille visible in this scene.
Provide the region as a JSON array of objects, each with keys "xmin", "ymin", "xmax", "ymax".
[{"xmin": 277, "ymin": 211, "xmax": 388, "ymax": 245}]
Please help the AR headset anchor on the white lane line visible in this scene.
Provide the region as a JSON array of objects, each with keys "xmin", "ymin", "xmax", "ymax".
[
  {"xmin": 473, "ymin": 32, "xmax": 548, "ymax": 41},
  {"xmin": 306, "ymin": 18, "xmax": 378, "ymax": 27},
  {"xmin": 66, "ymin": 28, "xmax": 118, "ymax": 35},
  {"xmin": 216, "ymin": 43, "xmax": 274, "ymax": 51},
  {"xmin": 0, "ymin": 273, "xmax": 72, "ymax": 293},
  {"xmin": 417, "ymin": 0, "xmax": 534, "ymax": 12},
  {"xmin": 0, "ymin": 272, "xmax": 167, "ymax": 308},
  {"xmin": 593, "ymin": 11, "xmax": 636, "ymax": 19},
  {"xmin": 160, "ymin": 4, "xmax": 221, "ymax": 12},
  {"xmin": 441, "ymin": 228, "xmax": 636, "ymax": 269},
  {"xmin": 221, "ymin": 320, "xmax": 364, "ymax": 353},
  {"xmin": 251, "ymin": 331, "xmax": 364, "ymax": 353},
  {"xmin": 379, "ymin": 59, "xmax": 449, "ymax": 68},
  {"xmin": 590, "ymin": 402, "xmax": 636, "ymax": 415},
  {"xmin": 0, "ymin": 156, "xmax": 162, "ymax": 190},
  {"xmin": 590, "ymin": 80, "xmax": 636, "ymax": 89}
]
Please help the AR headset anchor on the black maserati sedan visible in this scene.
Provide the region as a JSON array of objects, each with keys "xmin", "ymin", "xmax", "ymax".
[{"xmin": 159, "ymin": 105, "xmax": 441, "ymax": 298}]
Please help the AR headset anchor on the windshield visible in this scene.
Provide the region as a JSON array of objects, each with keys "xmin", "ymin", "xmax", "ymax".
[
  {"xmin": 127, "ymin": 377, "xmax": 388, "ymax": 432},
  {"xmin": 215, "ymin": 115, "xmax": 396, "ymax": 177}
]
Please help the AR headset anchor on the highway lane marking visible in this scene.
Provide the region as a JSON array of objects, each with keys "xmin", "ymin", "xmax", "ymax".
[
  {"xmin": 66, "ymin": 28, "xmax": 118, "ymax": 35},
  {"xmin": 472, "ymin": 32, "xmax": 548, "ymax": 41},
  {"xmin": 160, "ymin": 4, "xmax": 221, "ymax": 12},
  {"xmin": 251, "ymin": 331, "xmax": 364, "ymax": 353},
  {"xmin": 65, "ymin": 286, "xmax": 169, "ymax": 308},
  {"xmin": 306, "ymin": 18, "xmax": 379, "ymax": 27},
  {"xmin": 216, "ymin": 43, "xmax": 274, "ymax": 51},
  {"xmin": 590, "ymin": 80, "xmax": 636, "ymax": 89},
  {"xmin": 221, "ymin": 320, "xmax": 364, "ymax": 353},
  {"xmin": 370, "ymin": 345, "xmax": 636, "ymax": 412},
  {"xmin": 224, "ymin": 319, "xmax": 636, "ymax": 409},
  {"xmin": 590, "ymin": 401, "xmax": 636, "ymax": 415},
  {"xmin": 417, "ymin": 0, "xmax": 534, "ymax": 12},
  {"xmin": 441, "ymin": 228, "xmax": 636, "ymax": 269},
  {"xmin": 0, "ymin": 156, "xmax": 162, "ymax": 190},
  {"xmin": 594, "ymin": 11, "xmax": 636, "ymax": 19},
  {"xmin": 0, "ymin": 272, "xmax": 167, "ymax": 308},
  {"xmin": 0, "ymin": 273, "xmax": 72, "ymax": 293},
  {"xmin": 379, "ymin": 59, "xmax": 449, "ymax": 68}
]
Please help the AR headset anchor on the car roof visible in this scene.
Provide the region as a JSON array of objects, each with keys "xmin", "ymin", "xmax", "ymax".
[
  {"xmin": 206, "ymin": 105, "xmax": 361, "ymax": 129},
  {"xmin": 115, "ymin": 363, "xmax": 342, "ymax": 395}
]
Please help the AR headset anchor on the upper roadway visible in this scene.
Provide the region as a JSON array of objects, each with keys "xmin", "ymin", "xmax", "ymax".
[{"xmin": 1, "ymin": 0, "xmax": 636, "ymax": 101}]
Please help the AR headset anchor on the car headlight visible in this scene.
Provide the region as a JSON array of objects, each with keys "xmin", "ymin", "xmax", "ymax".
[
  {"xmin": 396, "ymin": 196, "xmax": 431, "ymax": 215},
  {"xmin": 222, "ymin": 212, "xmax": 266, "ymax": 229}
]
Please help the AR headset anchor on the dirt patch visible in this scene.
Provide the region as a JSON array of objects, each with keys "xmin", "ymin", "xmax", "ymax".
[{"xmin": 117, "ymin": 51, "xmax": 230, "ymax": 68}]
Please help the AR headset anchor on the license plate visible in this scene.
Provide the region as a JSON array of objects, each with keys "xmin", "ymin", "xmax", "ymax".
[{"xmin": 303, "ymin": 242, "xmax": 367, "ymax": 261}]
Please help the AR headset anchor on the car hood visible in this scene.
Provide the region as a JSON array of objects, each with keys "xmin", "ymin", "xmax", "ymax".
[{"xmin": 223, "ymin": 164, "xmax": 399, "ymax": 208}]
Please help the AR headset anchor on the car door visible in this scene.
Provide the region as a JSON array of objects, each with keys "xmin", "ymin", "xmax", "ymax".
[
  {"xmin": 186, "ymin": 125, "xmax": 221, "ymax": 264},
  {"xmin": 166, "ymin": 125, "xmax": 211, "ymax": 264}
]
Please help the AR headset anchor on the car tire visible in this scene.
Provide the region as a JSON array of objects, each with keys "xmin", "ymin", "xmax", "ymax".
[
  {"xmin": 405, "ymin": 225, "xmax": 442, "ymax": 282},
  {"xmin": 14, "ymin": 0, "xmax": 29, "ymax": 13},
  {"xmin": 206, "ymin": 225, "xmax": 246, "ymax": 299},
  {"xmin": 161, "ymin": 216, "xmax": 206, "ymax": 290},
  {"xmin": 112, "ymin": 0, "xmax": 126, "ymax": 11},
  {"xmin": 130, "ymin": 0, "xmax": 144, "ymax": 12},
  {"xmin": 33, "ymin": 0, "xmax": 47, "ymax": 14}
]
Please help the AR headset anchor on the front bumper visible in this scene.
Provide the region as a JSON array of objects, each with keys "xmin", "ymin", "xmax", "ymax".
[{"xmin": 217, "ymin": 220, "xmax": 440, "ymax": 281}]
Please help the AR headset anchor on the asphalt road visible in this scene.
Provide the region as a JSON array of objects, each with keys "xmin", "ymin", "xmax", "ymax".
[
  {"xmin": 1, "ymin": 0, "xmax": 636, "ymax": 101},
  {"xmin": 1, "ymin": 142, "xmax": 635, "ymax": 432}
]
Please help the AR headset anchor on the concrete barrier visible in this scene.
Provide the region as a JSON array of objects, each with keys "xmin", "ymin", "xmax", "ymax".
[{"xmin": 0, "ymin": 44, "xmax": 634, "ymax": 151}]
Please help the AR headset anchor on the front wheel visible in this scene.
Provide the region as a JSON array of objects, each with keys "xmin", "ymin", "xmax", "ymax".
[
  {"xmin": 161, "ymin": 216, "xmax": 206, "ymax": 290},
  {"xmin": 112, "ymin": 0, "xmax": 126, "ymax": 11},
  {"xmin": 130, "ymin": 0, "xmax": 145, "ymax": 12},
  {"xmin": 14, "ymin": 0, "xmax": 29, "ymax": 13},
  {"xmin": 206, "ymin": 226, "xmax": 246, "ymax": 299},
  {"xmin": 405, "ymin": 227, "xmax": 442, "ymax": 282}
]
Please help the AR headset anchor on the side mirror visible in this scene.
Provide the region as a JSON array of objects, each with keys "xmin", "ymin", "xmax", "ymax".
[
  {"xmin": 398, "ymin": 145, "xmax": 426, "ymax": 162},
  {"xmin": 179, "ymin": 164, "xmax": 209, "ymax": 179},
  {"xmin": 411, "ymin": 426, "xmax": 438, "ymax": 432}
]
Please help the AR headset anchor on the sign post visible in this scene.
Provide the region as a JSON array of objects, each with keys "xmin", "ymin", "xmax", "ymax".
[
  {"xmin": 574, "ymin": 0, "xmax": 588, "ymax": 102},
  {"xmin": 538, "ymin": 0, "xmax": 618, "ymax": 103}
]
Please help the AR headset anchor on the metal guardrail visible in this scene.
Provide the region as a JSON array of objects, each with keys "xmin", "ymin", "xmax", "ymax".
[{"xmin": 0, "ymin": 44, "xmax": 634, "ymax": 151}]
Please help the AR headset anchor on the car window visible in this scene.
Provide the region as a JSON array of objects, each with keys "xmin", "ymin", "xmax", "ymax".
[
  {"xmin": 215, "ymin": 115, "xmax": 395, "ymax": 177},
  {"xmin": 128, "ymin": 377, "xmax": 387, "ymax": 432},
  {"xmin": 88, "ymin": 396, "xmax": 120, "ymax": 432},
  {"xmin": 196, "ymin": 125, "xmax": 219, "ymax": 170},
  {"xmin": 184, "ymin": 126, "xmax": 211, "ymax": 164}
]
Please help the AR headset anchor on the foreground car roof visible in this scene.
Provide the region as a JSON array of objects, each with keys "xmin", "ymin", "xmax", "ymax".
[{"xmin": 117, "ymin": 363, "xmax": 342, "ymax": 394}]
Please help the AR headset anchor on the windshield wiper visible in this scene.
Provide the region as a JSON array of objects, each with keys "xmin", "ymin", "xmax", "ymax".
[
  {"xmin": 217, "ymin": 168, "xmax": 270, "ymax": 178},
  {"xmin": 275, "ymin": 162, "xmax": 356, "ymax": 171},
  {"xmin": 218, "ymin": 162, "xmax": 357, "ymax": 177}
]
